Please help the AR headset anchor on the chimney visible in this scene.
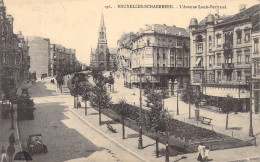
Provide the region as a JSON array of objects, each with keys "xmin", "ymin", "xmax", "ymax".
[{"xmin": 239, "ymin": 4, "xmax": 246, "ymax": 12}]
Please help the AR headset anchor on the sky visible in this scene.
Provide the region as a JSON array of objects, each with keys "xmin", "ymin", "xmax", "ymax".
[{"xmin": 4, "ymin": 0, "xmax": 260, "ymax": 65}]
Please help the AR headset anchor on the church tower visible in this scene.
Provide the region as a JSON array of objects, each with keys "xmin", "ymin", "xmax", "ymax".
[{"xmin": 95, "ymin": 12, "xmax": 110, "ymax": 70}]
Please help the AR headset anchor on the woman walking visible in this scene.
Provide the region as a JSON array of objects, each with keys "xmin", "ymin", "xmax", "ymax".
[{"xmin": 197, "ymin": 143, "xmax": 205, "ymax": 161}]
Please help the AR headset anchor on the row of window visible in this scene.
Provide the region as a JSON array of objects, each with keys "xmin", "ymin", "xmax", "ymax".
[
  {"xmin": 196, "ymin": 31, "xmax": 256, "ymax": 54},
  {"xmin": 196, "ymin": 53, "xmax": 251, "ymax": 67},
  {"xmin": 136, "ymin": 38, "xmax": 188, "ymax": 48},
  {"xmin": 194, "ymin": 71, "xmax": 247, "ymax": 83},
  {"xmin": 2, "ymin": 53, "xmax": 22, "ymax": 65}
]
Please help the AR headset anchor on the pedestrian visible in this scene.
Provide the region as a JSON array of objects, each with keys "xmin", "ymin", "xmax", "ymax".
[
  {"xmin": 77, "ymin": 99, "xmax": 81, "ymax": 108},
  {"xmin": 8, "ymin": 133, "xmax": 15, "ymax": 146},
  {"xmin": 197, "ymin": 142, "xmax": 205, "ymax": 161},
  {"xmin": 203, "ymin": 146, "xmax": 210, "ymax": 162},
  {"xmin": 7, "ymin": 145, "xmax": 15, "ymax": 162},
  {"xmin": 1, "ymin": 148, "xmax": 7, "ymax": 162}
]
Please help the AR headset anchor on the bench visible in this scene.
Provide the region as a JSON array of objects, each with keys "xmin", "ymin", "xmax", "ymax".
[
  {"xmin": 200, "ymin": 116, "xmax": 212, "ymax": 125},
  {"xmin": 107, "ymin": 124, "xmax": 117, "ymax": 133}
]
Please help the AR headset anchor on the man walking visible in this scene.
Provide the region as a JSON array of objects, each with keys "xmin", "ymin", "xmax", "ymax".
[
  {"xmin": 7, "ymin": 145, "xmax": 15, "ymax": 162},
  {"xmin": 8, "ymin": 133, "xmax": 15, "ymax": 146}
]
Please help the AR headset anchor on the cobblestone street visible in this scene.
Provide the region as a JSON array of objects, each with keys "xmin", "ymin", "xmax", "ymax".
[{"xmin": 18, "ymin": 80, "xmax": 140, "ymax": 162}]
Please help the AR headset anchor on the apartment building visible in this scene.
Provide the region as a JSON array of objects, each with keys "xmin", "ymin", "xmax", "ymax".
[
  {"xmin": 50, "ymin": 44, "xmax": 76, "ymax": 76},
  {"xmin": 0, "ymin": 0, "xmax": 30, "ymax": 99},
  {"xmin": 28, "ymin": 37, "xmax": 50, "ymax": 78},
  {"xmin": 189, "ymin": 4, "xmax": 260, "ymax": 111},
  {"xmin": 252, "ymin": 21, "xmax": 260, "ymax": 113},
  {"xmin": 131, "ymin": 24, "xmax": 190, "ymax": 88}
]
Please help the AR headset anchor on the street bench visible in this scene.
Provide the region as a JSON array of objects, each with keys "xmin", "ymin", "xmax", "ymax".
[
  {"xmin": 107, "ymin": 124, "xmax": 117, "ymax": 133},
  {"xmin": 200, "ymin": 116, "xmax": 212, "ymax": 125}
]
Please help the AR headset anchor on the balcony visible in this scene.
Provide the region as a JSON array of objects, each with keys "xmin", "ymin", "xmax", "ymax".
[
  {"xmin": 192, "ymin": 66, "xmax": 204, "ymax": 70},
  {"xmin": 223, "ymin": 42, "xmax": 233, "ymax": 51},
  {"xmin": 222, "ymin": 63, "xmax": 234, "ymax": 70},
  {"xmin": 152, "ymin": 67, "xmax": 169, "ymax": 74}
]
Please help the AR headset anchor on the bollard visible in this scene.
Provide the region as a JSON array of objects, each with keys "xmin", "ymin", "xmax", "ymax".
[
  {"xmin": 232, "ymin": 131, "xmax": 233, "ymax": 138},
  {"xmin": 197, "ymin": 121, "xmax": 198, "ymax": 126},
  {"xmin": 254, "ymin": 136, "xmax": 257, "ymax": 146}
]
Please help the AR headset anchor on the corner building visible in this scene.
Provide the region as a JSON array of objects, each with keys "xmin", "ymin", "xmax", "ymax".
[
  {"xmin": 131, "ymin": 24, "xmax": 190, "ymax": 88},
  {"xmin": 189, "ymin": 4, "xmax": 260, "ymax": 111}
]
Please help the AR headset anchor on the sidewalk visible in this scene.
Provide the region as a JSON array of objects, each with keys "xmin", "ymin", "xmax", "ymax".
[
  {"xmin": 0, "ymin": 81, "xmax": 34, "ymax": 162},
  {"xmin": 58, "ymin": 74, "xmax": 260, "ymax": 161},
  {"xmin": 70, "ymin": 104, "xmax": 169, "ymax": 162},
  {"xmin": 0, "ymin": 106, "xmax": 25, "ymax": 162},
  {"xmin": 111, "ymin": 75, "xmax": 260, "ymax": 141},
  {"xmin": 71, "ymin": 99, "xmax": 260, "ymax": 162}
]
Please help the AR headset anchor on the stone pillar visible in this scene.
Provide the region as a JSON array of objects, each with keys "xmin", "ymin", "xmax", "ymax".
[{"xmin": 168, "ymin": 79, "xmax": 172, "ymax": 97}]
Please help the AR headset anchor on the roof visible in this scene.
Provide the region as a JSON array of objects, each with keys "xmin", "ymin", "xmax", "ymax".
[
  {"xmin": 139, "ymin": 24, "xmax": 189, "ymax": 37},
  {"xmin": 197, "ymin": 14, "xmax": 231, "ymax": 29},
  {"xmin": 221, "ymin": 4, "xmax": 260, "ymax": 25}
]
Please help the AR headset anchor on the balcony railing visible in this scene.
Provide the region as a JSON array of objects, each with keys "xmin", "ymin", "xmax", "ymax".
[
  {"xmin": 222, "ymin": 63, "xmax": 234, "ymax": 70},
  {"xmin": 223, "ymin": 42, "xmax": 233, "ymax": 50},
  {"xmin": 152, "ymin": 67, "xmax": 169, "ymax": 74},
  {"xmin": 192, "ymin": 66, "xmax": 204, "ymax": 70}
]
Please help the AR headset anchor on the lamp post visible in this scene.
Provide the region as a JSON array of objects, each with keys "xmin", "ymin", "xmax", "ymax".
[
  {"xmin": 174, "ymin": 79, "xmax": 179, "ymax": 115},
  {"xmin": 237, "ymin": 80, "xmax": 241, "ymax": 114},
  {"xmin": 10, "ymin": 104, "xmax": 15, "ymax": 129},
  {"xmin": 177, "ymin": 89, "xmax": 179, "ymax": 115},
  {"xmin": 165, "ymin": 109, "xmax": 172, "ymax": 162},
  {"xmin": 249, "ymin": 62, "xmax": 254, "ymax": 137},
  {"xmin": 138, "ymin": 66, "xmax": 143, "ymax": 149}
]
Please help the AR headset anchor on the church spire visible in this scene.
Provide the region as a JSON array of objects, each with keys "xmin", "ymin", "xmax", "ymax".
[
  {"xmin": 98, "ymin": 12, "xmax": 107, "ymax": 43},
  {"xmin": 0, "ymin": 0, "xmax": 4, "ymax": 7},
  {"xmin": 100, "ymin": 11, "xmax": 105, "ymax": 27}
]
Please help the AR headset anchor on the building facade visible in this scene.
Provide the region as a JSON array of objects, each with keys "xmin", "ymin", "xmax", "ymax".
[
  {"xmin": 189, "ymin": 4, "xmax": 260, "ymax": 111},
  {"xmin": 252, "ymin": 22, "xmax": 260, "ymax": 113},
  {"xmin": 50, "ymin": 44, "xmax": 76, "ymax": 76},
  {"xmin": 28, "ymin": 37, "xmax": 50, "ymax": 78},
  {"xmin": 0, "ymin": 0, "xmax": 30, "ymax": 99},
  {"xmin": 131, "ymin": 24, "xmax": 190, "ymax": 88}
]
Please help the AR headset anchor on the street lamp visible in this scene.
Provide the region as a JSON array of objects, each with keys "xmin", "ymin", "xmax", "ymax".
[
  {"xmin": 249, "ymin": 61, "xmax": 254, "ymax": 137},
  {"xmin": 10, "ymin": 104, "xmax": 15, "ymax": 129},
  {"xmin": 138, "ymin": 66, "xmax": 143, "ymax": 149},
  {"xmin": 177, "ymin": 89, "xmax": 179, "ymax": 115},
  {"xmin": 165, "ymin": 109, "xmax": 172, "ymax": 162},
  {"xmin": 174, "ymin": 79, "xmax": 179, "ymax": 115}
]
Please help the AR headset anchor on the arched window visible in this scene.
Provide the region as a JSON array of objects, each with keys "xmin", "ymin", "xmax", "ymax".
[
  {"xmin": 99, "ymin": 52, "xmax": 104, "ymax": 61},
  {"xmin": 196, "ymin": 35, "xmax": 203, "ymax": 42}
]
